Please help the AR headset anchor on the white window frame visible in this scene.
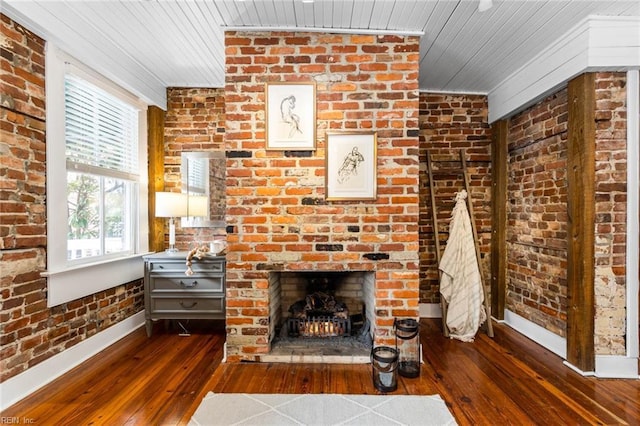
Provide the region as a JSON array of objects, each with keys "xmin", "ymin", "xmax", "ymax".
[
  {"xmin": 43, "ymin": 43, "xmax": 150, "ymax": 307},
  {"xmin": 626, "ymin": 70, "xmax": 639, "ymax": 361}
]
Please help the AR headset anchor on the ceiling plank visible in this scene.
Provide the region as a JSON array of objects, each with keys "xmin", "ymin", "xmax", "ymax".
[
  {"xmin": 387, "ymin": 1, "xmax": 435, "ymax": 32},
  {"xmin": 332, "ymin": 0, "xmax": 356, "ymax": 29},
  {"xmin": 418, "ymin": 0, "xmax": 461, "ymax": 63},
  {"xmin": 141, "ymin": 1, "xmax": 211, "ymax": 85},
  {"xmin": 215, "ymin": 0, "xmax": 246, "ymax": 27},
  {"xmin": 292, "ymin": 0, "xmax": 316, "ymax": 28},
  {"xmin": 159, "ymin": 1, "xmax": 224, "ymax": 85},
  {"xmin": 349, "ymin": 0, "xmax": 375, "ymax": 29},
  {"xmin": 185, "ymin": 1, "xmax": 226, "ymax": 61},
  {"xmin": 369, "ymin": 0, "xmax": 396, "ymax": 29},
  {"xmin": 4, "ymin": 1, "xmax": 167, "ymax": 106},
  {"xmin": 419, "ymin": 1, "xmax": 477, "ymax": 89},
  {"xmin": 4, "ymin": 0, "xmax": 639, "ymax": 96},
  {"xmin": 443, "ymin": 1, "xmax": 540, "ymax": 90}
]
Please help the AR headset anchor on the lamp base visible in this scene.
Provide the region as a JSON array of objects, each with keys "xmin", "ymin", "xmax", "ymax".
[{"xmin": 166, "ymin": 218, "xmax": 178, "ymax": 253}]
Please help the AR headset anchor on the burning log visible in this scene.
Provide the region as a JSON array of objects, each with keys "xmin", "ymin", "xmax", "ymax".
[
  {"xmin": 296, "ymin": 292, "xmax": 349, "ymax": 318},
  {"xmin": 288, "ymin": 300, "xmax": 307, "ymax": 319},
  {"xmin": 287, "ymin": 291, "xmax": 350, "ymax": 337}
]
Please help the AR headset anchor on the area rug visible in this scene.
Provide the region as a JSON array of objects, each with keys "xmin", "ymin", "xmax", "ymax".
[{"xmin": 188, "ymin": 393, "xmax": 458, "ymax": 426}]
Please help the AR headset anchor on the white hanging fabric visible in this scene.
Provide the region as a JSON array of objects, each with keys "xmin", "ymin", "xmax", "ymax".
[{"xmin": 438, "ymin": 190, "xmax": 486, "ymax": 342}]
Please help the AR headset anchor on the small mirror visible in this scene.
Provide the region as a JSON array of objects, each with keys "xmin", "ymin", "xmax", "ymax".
[{"xmin": 181, "ymin": 151, "xmax": 226, "ymax": 228}]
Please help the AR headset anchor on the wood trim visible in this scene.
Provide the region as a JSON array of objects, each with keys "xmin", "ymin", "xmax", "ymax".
[
  {"xmin": 490, "ymin": 119, "xmax": 508, "ymax": 320},
  {"xmin": 147, "ymin": 105, "xmax": 165, "ymax": 253},
  {"xmin": 566, "ymin": 73, "xmax": 596, "ymax": 372},
  {"xmin": 489, "ymin": 17, "xmax": 640, "ymax": 123}
]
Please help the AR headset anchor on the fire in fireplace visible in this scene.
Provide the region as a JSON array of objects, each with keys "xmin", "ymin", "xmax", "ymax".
[
  {"xmin": 287, "ymin": 315, "xmax": 351, "ymax": 338},
  {"xmin": 287, "ymin": 291, "xmax": 351, "ymax": 337}
]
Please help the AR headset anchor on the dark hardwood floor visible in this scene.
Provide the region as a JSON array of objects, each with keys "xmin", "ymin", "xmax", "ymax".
[{"xmin": 2, "ymin": 319, "xmax": 639, "ymax": 425}]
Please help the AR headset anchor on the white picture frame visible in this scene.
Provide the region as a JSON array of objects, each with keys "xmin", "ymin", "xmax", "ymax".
[
  {"xmin": 265, "ymin": 82, "xmax": 316, "ymax": 150},
  {"xmin": 325, "ymin": 131, "xmax": 377, "ymax": 201}
]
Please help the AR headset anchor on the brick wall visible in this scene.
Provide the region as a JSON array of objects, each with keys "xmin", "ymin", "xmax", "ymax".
[
  {"xmin": 224, "ymin": 31, "xmax": 420, "ymax": 361},
  {"xmin": 0, "ymin": 14, "xmax": 143, "ymax": 383},
  {"xmin": 504, "ymin": 73, "xmax": 629, "ymax": 354},
  {"xmin": 418, "ymin": 93, "xmax": 492, "ymax": 303},
  {"xmin": 505, "ymin": 90, "xmax": 569, "ymax": 336},
  {"xmin": 163, "ymin": 87, "xmax": 227, "ymax": 247},
  {"xmin": 593, "ymin": 72, "xmax": 627, "ymax": 355}
]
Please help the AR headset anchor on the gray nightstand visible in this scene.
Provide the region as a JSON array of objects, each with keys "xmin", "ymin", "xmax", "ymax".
[{"xmin": 143, "ymin": 251, "xmax": 226, "ymax": 336}]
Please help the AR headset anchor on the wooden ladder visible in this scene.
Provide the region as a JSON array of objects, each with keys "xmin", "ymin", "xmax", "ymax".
[{"xmin": 426, "ymin": 148, "xmax": 493, "ymax": 338}]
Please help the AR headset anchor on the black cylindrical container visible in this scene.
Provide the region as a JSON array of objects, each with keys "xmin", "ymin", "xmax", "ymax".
[
  {"xmin": 371, "ymin": 346, "xmax": 398, "ymax": 392},
  {"xmin": 395, "ymin": 318, "xmax": 420, "ymax": 378}
]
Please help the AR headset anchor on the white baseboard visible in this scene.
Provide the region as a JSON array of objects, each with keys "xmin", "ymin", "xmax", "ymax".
[
  {"xmin": 564, "ymin": 355, "xmax": 640, "ymax": 379},
  {"xmin": 419, "ymin": 303, "xmax": 442, "ymax": 318},
  {"xmin": 506, "ymin": 310, "xmax": 639, "ymax": 379},
  {"xmin": 503, "ymin": 310, "xmax": 567, "ymax": 358},
  {"xmin": 564, "ymin": 356, "xmax": 640, "ymax": 379},
  {"xmin": 595, "ymin": 356, "xmax": 639, "ymax": 379},
  {"xmin": 0, "ymin": 310, "xmax": 145, "ymax": 410}
]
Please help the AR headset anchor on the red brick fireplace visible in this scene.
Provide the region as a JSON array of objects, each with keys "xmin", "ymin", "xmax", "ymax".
[{"xmin": 223, "ymin": 30, "xmax": 421, "ymax": 362}]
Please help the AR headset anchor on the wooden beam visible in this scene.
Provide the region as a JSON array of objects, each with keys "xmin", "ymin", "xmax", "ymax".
[
  {"xmin": 490, "ymin": 119, "xmax": 508, "ymax": 320},
  {"xmin": 148, "ymin": 105, "xmax": 165, "ymax": 253},
  {"xmin": 566, "ymin": 73, "xmax": 596, "ymax": 372}
]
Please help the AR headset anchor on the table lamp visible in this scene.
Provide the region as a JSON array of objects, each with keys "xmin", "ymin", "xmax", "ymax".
[
  {"xmin": 155, "ymin": 192, "xmax": 188, "ymax": 253},
  {"xmin": 187, "ymin": 195, "xmax": 208, "ymax": 218}
]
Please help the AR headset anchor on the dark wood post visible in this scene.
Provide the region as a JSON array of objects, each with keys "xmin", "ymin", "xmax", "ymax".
[
  {"xmin": 566, "ymin": 73, "xmax": 596, "ymax": 372},
  {"xmin": 490, "ymin": 119, "xmax": 508, "ymax": 320},
  {"xmin": 148, "ymin": 105, "xmax": 165, "ymax": 253}
]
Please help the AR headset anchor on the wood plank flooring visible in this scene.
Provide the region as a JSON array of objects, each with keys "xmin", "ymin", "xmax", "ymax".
[{"xmin": 2, "ymin": 319, "xmax": 638, "ymax": 425}]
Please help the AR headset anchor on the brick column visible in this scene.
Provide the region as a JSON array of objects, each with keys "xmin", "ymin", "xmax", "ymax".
[{"xmin": 224, "ymin": 31, "xmax": 420, "ymax": 361}]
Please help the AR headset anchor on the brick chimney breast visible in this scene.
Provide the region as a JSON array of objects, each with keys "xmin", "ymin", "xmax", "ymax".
[{"xmin": 224, "ymin": 30, "xmax": 420, "ymax": 362}]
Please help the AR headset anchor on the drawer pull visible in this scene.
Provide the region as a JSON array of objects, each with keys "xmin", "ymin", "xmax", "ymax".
[
  {"xmin": 180, "ymin": 301, "xmax": 198, "ymax": 309},
  {"xmin": 179, "ymin": 280, "xmax": 198, "ymax": 288}
]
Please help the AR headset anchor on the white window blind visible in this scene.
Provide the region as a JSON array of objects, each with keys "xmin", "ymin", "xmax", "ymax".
[
  {"xmin": 186, "ymin": 157, "xmax": 207, "ymax": 194},
  {"xmin": 65, "ymin": 74, "xmax": 139, "ymax": 180}
]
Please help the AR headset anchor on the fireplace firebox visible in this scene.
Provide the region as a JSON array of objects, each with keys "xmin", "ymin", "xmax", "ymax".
[{"xmin": 265, "ymin": 271, "xmax": 375, "ymax": 363}]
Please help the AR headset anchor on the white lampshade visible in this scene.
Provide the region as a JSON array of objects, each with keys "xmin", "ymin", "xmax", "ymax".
[
  {"xmin": 155, "ymin": 192, "xmax": 189, "ymax": 218},
  {"xmin": 187, "ymin": 195, "xmax": 209, "ymax": 217}
]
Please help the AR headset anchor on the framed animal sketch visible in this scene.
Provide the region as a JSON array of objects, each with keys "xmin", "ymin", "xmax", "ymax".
[
  {"xmin": 265, "ymin": 82, "xmax": 316, "ymax": 150},
  {"xmin": 325, "ymin": 131, "xmax": 377, "ymax": 201}
]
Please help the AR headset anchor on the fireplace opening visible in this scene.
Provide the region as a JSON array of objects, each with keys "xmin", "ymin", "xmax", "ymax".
[
  {"xmin": 266, "ymin": 271, "xmax": 374, "ymax": 362},
  {"xmin": 286, "ymin": 276, "xmax": 352, "ymax": 338}
]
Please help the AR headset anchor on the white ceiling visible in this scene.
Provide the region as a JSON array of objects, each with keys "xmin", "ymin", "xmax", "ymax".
[{"xmin": 4, "ymin": 0, "xmax": 639, "ymax": 101}]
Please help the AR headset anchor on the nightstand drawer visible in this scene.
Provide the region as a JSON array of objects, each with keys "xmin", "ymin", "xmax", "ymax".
[
  {"xmin": 150, "ymin": 296, "xmax": 224, "ymax": 314},
  {"xmin": 150, "ymin": 275, "xmax": 224, "ymax": 292},
  {"xmin": 148, "ymin": 259, "xmax": 225, "ymax": 274}
]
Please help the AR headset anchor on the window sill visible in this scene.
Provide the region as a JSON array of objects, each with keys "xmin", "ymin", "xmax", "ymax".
[{"xmin": 42, "ymin": 252, "xmax": 154, "ymax": 307}]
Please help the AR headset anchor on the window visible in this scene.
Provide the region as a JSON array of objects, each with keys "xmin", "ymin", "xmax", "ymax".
[
  {"xmin": 44, "ymin": 44, "xmax": 149, "ymax": 306},
  {"xmin": 64, "ymin": 74, "xmax": 138, "ymax": 262}
]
